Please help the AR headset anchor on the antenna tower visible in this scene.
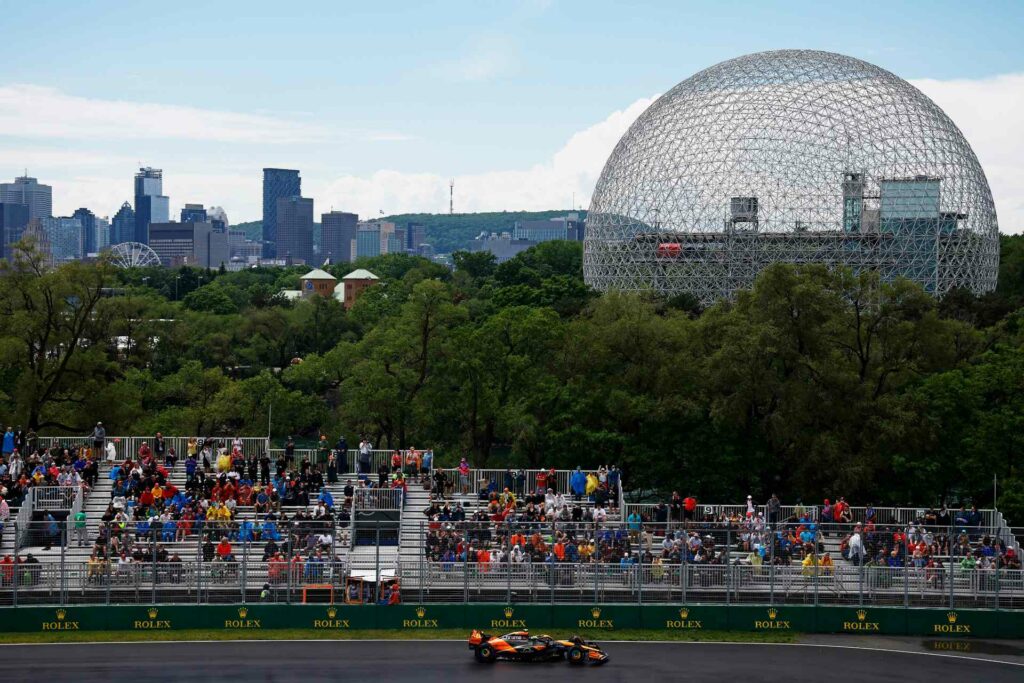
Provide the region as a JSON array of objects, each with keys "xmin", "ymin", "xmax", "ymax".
[{"xmin": 449, "ymin": 178, "xmax": 454, "ymax": 215}]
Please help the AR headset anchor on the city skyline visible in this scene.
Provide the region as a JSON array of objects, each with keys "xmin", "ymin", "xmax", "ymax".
[{"xmin": 0, "ymin": 1, "xmax": 1022, "ymax": 232}]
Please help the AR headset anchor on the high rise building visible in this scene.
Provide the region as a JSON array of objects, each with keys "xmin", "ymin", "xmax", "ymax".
[
  {"xmin": 180, "ymin": 203, "xmax": 207, "ymax": 223},
  {"xmin": 0, "ymin": 202, "xmax": 30, "ymax": 260},
  {"xmin": 95, "ymin": 216, "xmax": 111, "ymax": 251},
  {"xmin": 354, "ymin": 220, "xmax": 397, "ymax": 259},
  {"xmin": 321, "ymin": 211, "xmax": 358, "ymax": 263},
  {"xmin": 111, "ymin": 202, "xmax": 135, "ymax": 245},
  {"xmin": 407, "ymin": 222, "xmax": 427, "ymax": 252},
  {"xmin": 0, "ymin": 175, "xmax": 52, "ymax": 220},
  {"xmin": 149, "ymin": 221, "xmax": 229, "ymax": 268},
  {"xmin": 262, "ymin": 168, "xmax": 301, "ymax": 258},
  {"xmin": 41, "ymin": 216, "xmax": 83, "ymax": 261},
  {"xmin": 513, "ymin": 213, "xmax": 584, "ymax": 242},
  {"xmin": 276, "ymin": 196, "xmax": 314, "ymax": 264},
  {"xmin": 72, "ymin": 208, "xmax": 97, "ymax": 255},
  {"xmin": 134, "ymin": 167, "xmax": 169, "ymax": 244}
]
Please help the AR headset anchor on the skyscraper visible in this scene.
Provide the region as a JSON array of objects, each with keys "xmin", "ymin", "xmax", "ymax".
[
  {"xmin": 41, "ymin": 216, "xmax": 83, "ymax": 261},
  {"xmin": 134, "ymin": 167, "xmax": 169, "ymax": 244},
  {"xmin": 276, "ymin": 196, "xmax": 314, "ymax": 264},
  {"xmin": 180, "ymin": 203, "xmax": 208, "ymax": 223},
  {"xmin": 95, "ymin": 216, "xmax": 111, "ymax": 251},
  {"xmin": 262, "ymin": 168, "xmax": 301, "ymax": 258},
  {"xmin": 407, "ymin": 222, "xmax": 427, "ymax": 252},
  {"xmin": 72, "ymin": 208, "xmax": 97, "ymax": 255},
  {"xmin": 0, "ymin": 175, "xmax": 52, "ymax": 220},
  {"xmin": 0, "ymin": 202, "xmax": 30, "ymax": 260},
  {"xmin": 321, "ymin": 211, "xmax": 358, "ymax": 263},
  {"xmin": 111, "ymin": 202, "xmax": 135, "ymax": 245}
]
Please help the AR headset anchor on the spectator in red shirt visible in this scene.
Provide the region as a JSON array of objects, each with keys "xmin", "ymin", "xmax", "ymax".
[{"xmin": 216, "ymin": 537, "xmax": 234, "ymax": 562}]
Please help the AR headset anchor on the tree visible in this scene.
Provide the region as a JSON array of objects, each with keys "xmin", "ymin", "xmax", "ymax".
[{"xmin": 0, "ymin": 244, "xmax": 115, "ymax": 430}]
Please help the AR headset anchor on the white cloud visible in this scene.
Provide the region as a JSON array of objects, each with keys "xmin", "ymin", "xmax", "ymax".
[
  {"xmin": 912, "ymin": 74, "xmax": 1024, "ymax": 233},
  {"xmin": 0, "ymin": 84, "xmax": 328, "ymax": 143},
  {"xmin": 318, "ymin": 96, "xmax": 657, "ymax": 217}
]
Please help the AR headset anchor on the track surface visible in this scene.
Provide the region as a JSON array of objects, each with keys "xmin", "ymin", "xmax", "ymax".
[{"xmin": 1, "ymin": 640, "xmax": 1021, "ymax": 682}]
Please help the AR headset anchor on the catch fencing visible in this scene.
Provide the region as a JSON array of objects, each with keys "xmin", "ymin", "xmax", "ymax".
[{"xmin": 2, "ymin": 519, "xmax": 1022, "ymax": 610}]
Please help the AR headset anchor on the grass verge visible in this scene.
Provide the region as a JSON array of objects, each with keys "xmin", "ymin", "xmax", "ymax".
[{"xmin": 0, "ymin": 628, "xmax": 797, "ymax": 645}]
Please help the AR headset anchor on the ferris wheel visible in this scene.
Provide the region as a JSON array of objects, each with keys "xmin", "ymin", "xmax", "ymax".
[{"xmin": 108, "ymin": 241, "xmax": 162, "ymax": 269}]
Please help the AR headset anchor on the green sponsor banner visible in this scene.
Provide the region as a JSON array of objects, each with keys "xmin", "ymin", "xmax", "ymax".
[
  {"xmin": 463, "ymin": 604, "xmax": 552, "ymax": 632},
  {"xmin": 642, "ymin": 604, "xmax": 728, "ymax": 631},
  {"xmin": 376, "ymin": 603, "xmax": 460, "ymax": 631},
  {"xmin": 814, "ymin": 606, "xmax": 906, "ymax": 635},
  {"xmin": 728, "ymin": 605, "xmax": 815, "ymax": 633},
  {"xmin": 551, "ymin": 604, "xmax": 640, "ymax": 630},
  {"xmin": 3, "ymin": 604, "xmax": 1023, "ymax": 638},
  {"xmin": 905, "ymin": 607, "xmax": 996, "ymax": 638}
]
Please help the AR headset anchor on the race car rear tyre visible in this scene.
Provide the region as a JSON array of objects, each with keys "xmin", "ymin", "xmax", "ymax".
[
  {"xmin": 567, "ymin": 647, "xmax": 585, "ymax": 665},
  {"xmin": 475, "ymin": 644, "xmax": 497, "ymax": 663}
]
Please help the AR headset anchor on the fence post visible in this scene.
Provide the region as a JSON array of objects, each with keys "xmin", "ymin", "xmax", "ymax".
[
  {"xmin": 242, "ymin": 536, "xmax": 249, "ymax": 604},
  {"xmin": 948, "ymin": 520, "xmax": 955, "ymax": 610},
  {"xmin": 105, "ymin": 523, "xmax": 112, "ymax": 606},
  {"xmin": 681, "ymin": 539, "xmax": 687, "ymax": 606},
  {"xmin": 375, "ymin": 524, "xmax": 381, "ymax": 605},
  {"xmin": 195, "ymin": 526, "xmax": 202, "ymax": 604},
  {"xmin": 902, "ymin": 529, "xmax": 909, "ymax": 609},
  {"xmin": 768, "ymin": 526, "xmax": 775, "ymax": 607},
  {"xmin": 151, "ymin": 531, "xmax": 157, "ymax": 606},
  {"xmin": 505, "ymin": 523, "xmax": 511, "ymax": 605},
  {"xmin": 60, "ymin": 521, "xmax": 67, "ymax": 605},
  {"xmin": 419, "ymin": 521, "xmax": 425, "ymax": 605},
  {"xmin": 463, "ymin": 527, "xmax": 469, "ymax": 604},
  {"xmin": 725, "ymin": 527, "xmax": 731, "ymax": 606},
  {"xmin": 12, "ymin": 521, "xmax": 17, "ymax": 608},
  {"xmin": 813, "ymin": 527, "xmax": 819, "ymax": 608}
]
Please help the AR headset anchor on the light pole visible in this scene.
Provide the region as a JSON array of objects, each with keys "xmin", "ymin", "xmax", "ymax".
[{"xmin": 175, "ymin": 275, "xmax": 181, "ymax": 301}]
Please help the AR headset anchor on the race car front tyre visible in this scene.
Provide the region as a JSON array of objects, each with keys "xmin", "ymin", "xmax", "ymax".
[
  {"xmin": 567, "ymin": 647, "xmax": 585, "ymax": 665},
  {"xmin": 475, "ymin": 644, "xmax": 497, "ymax": 663}
]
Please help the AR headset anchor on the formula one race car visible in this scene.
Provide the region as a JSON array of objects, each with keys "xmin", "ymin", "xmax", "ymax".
[{"xmin": 468, "ymin": 629, "xmax": 609, "ymax": 665}]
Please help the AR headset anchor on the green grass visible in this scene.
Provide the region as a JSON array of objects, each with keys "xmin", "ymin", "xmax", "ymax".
[{"xmin": 0, "ymin": 628, "xmax": 797, "ymax": 645}]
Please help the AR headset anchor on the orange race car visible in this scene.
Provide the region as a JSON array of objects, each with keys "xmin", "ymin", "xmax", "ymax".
[{"xmin": 467, "ymin": 629, "xmax": 609, "ymax": 665}]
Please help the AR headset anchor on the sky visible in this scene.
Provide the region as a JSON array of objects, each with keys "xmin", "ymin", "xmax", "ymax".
[{"xmin": 0, "ymin": 0, "xmax": 1022, "ymax": 232}]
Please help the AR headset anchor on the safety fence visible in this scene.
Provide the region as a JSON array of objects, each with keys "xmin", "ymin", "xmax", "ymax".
[{"xmin": 2, "ymin": 520, "xmax": 1022, "ymax": 610}]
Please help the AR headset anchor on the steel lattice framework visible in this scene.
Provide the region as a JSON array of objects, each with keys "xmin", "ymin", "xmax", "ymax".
[{"xmin": 584, "ymin": 50, "xmax": 1000, "ymax": 304}]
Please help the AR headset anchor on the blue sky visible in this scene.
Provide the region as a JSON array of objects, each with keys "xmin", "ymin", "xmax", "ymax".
[{"xmin": 1, "ymin": 0, "xmax": 1023, "ymax": 228}]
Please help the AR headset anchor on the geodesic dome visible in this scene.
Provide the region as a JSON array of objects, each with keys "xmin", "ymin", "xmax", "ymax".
[{"xmin": 583, "ymin": 49, "xmax": 1000, "ymax": 304}]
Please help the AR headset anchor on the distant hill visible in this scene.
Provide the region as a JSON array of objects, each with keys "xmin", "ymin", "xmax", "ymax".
[{"xmin": 229, "ymin": 210, "xmax": 585, "ymax": 254}]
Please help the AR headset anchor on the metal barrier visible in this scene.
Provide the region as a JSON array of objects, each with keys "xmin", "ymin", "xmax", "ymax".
[
  {"xmin": 29, "ymin": 487, "xmax": 77, "ymax": 510},
  {"xmin": 355, "ymin": 488, "xmax": 404, "ymax": 510},
  {"xmin": 2, "ymin": 519, "xmax": 1022, "ymax": 608}
]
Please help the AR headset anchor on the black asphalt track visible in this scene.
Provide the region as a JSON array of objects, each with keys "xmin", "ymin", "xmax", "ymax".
[{"xmin": 1, "ymin": 640, "xmax": 1021, "ymax": 683}]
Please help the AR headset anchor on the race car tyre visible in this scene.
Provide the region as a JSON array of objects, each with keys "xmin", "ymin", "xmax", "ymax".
[
  {"xmin": 475, "ymin": 644, "xmax": 496, "ymax": 663},
  {"xmin": 567, "ymin": 647, "xmax": 585, "ymax": 665}
]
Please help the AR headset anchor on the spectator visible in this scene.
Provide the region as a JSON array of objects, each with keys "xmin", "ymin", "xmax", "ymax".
[{"xmin": 90, "ymin": 422, "xmax": 106, "ymax": 454}]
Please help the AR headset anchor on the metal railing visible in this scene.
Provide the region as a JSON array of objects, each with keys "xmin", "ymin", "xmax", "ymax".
[
  {"xmin": 1, "ymin": 519, "xmax": 1022, "ymax": 609},
  {"xmin": 355, "ymin": 488, "xmax": 404, "ymax": 510},
  {"xmin": 37, "ymin": 435, "xmax": 270, "ymax": 462},
  {"xmin": 29, "ymin": 487, "xmax": 78, "ymax": 511}
]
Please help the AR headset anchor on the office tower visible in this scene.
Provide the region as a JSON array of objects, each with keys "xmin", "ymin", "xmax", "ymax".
[
  {"xmin": 407, "ymin": 222, "xmax": 427, "ymax": 252},
  {"xmin": 149, "ymin": 221, "xmax": 229, "ymax": 268},
  {"xmin": 95, "ymin": 216, "xmax": 111, "ymax": 250},
  {"xmin": 41, "ymin": 216, "xmax": 84, "ymax": 261},
  {"xmin": 72, "ymin": 208, "xmax": 97, "ymax": 255},
  {"xmin": 111, "ymin": 202, "xmax": 135, "ymax": 245},
  {"xmin": 180, "ymin": 203, "xmax": 208, "ymax": 223},
  {"xmin": 21, "ymin": 218, "xmax": 52, "ymax": 263},
  {"xmin": 262, "ymin": 168, "xmax": 301, "ymax": 258},
  {"xmin": 134, "ymin": 167, "xmax": 169, "ymax": 244},
  {"xmin": 321, "ymin": 211, "xmax": 358, "ymax": 263},
  {"xmin": 0, "ymin": 175, "xmax": 52, "ymax": 220},
  {"xmin": 0, "ymin": 202, "xmax": 30, "ymax": 260},
  {"xmin": 276, "ymin": 196, "xmax": 314, "ymax": 264}
]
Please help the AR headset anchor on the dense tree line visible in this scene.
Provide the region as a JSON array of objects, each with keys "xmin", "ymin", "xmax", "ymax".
[{"xmin": 1, "ymin": 236, "xmax": 1022, "ymax": 522}]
